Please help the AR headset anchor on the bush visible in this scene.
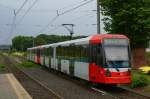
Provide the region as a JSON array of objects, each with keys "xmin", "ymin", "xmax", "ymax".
[
  {"xmin": 11, "ymin": 52, "xmax": 25, "ymax": 57},
  {"xmin": 131, "ymin": 72, "xmax": 148, "ymax": 88}
]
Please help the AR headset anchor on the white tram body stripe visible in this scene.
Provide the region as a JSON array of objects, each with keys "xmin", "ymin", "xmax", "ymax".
[
  {"xmin": 27, "ymin": 55, "xmax": 29, "ymax": 60},
  {"xmin": 74, "ymin": 62, "xmax": 89, "ymax": 81},
  {"xmin": 51, "ymin": 58, "xmax": 58, "ymax": 70},
  {"xmin": 31, "ymin": 54, "xmax": 35, "ymax": 62},
  {"xmin": 40, "ymin": 56, "xmax": 44, "ymax": 65},
  {"xmin": 105, "ymin": 68, "xmax": 131, "ymax": 72},
  {"xmin": 55, "ymin": 59, "xmax": 58, "ymax": 70},
  {"xmin": 51, "ymin": 58, "xmax": 55, "ymax": 69},
  {"xmin": 45, "ymin": 56, "xmax": 49, "ymax": 67},
  {"xmin": 61, "ymin": 59, "xmax": 70, "ymax": 74}
]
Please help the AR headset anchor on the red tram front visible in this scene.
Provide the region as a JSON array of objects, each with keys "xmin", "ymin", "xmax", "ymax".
[{"xmin": 89, "ymin": 34, "xmax": 131, "ymax": 84}]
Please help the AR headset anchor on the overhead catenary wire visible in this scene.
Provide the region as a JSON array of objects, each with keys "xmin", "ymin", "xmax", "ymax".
[
  {"xmin": 66, "ymin": 12, "xmax": 95, "ymax": 22},
  {"xmin": 38, "ymin": 0, "xmax": 94, "ymax": 34},
  {"xmin": 8, "ymin": 0, "xmax": 29, "ymax": 43},
  {"xmin": 8, "ymin": 0, "xmax": 38, "ymax": 42},
  {"xmin": 6, "ymin": 10, "xmax": 17, "ymax": 44},
  {"xmin": 17, "ymin": 0, "xmax": 39, "ymax": 24},
  {"xmin": 10, "ymin": 11, "xmax": 16, "ymax": 34},
  {"xmin": 45, "ymin": 14, "xmax": 95, "ymax": 34},
  {"xmin": 1, "ymin": 0, "xmax": 28, "ymax": 36},
  {"xmin": 59, "ymin": 0, "xmax": 94, "ymax": 16},
  {"xmin": 58, "ymin": 0, "xmax": 88, "ymax": 11},
  {"xmin": 14, "ymin": 0, "xmax": 38, "ymax": 34},
  {"xmin": 37, "ymin": 16, "xmax": 59, "ymax": 34},
  {"xmin": 11, "ymin": 0, "xmax": 28, "ymax": 31},
  {"xmin": 15, "ymin": 0, "xmax": 29, "ymax": 15}
]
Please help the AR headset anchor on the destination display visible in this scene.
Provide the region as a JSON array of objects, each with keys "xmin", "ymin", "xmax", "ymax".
[{"xmin": 104, "ymin": 38, "xmax": 128, "ymax": 46}]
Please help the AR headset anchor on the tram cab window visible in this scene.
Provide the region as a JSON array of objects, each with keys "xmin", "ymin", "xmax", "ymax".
[
  {"xmin": 103, "ymin": 38, "xmax": 130, "ymax": 68},
  {"xmin": 90, "ymin": 44, "xmax": 104, "ymax": 67}
]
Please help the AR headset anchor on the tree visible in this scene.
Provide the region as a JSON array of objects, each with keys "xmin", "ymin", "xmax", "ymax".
[
  {"xmin": 12, "ymin": 34, "xmax": 87, "ymax": 51},
  {"xmin": 100, "ymin": 0, "xmax": 150, "ymax": 68},
  {"xmin": 12, "ymin": 36, "xmax": 33, "ymax": 51},
  {"xmin": 35, "ymin": 34, "xmax": 47, "ymax": 46}
]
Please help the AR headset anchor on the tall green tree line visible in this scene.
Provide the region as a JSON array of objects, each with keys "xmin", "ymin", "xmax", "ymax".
[{"xmin": 12, "ymin": 34, "xmax": 86, "ymax": 51}]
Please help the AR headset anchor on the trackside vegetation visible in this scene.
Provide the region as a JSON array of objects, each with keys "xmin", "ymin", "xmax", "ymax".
[
  {"xmin": 130, "ymin": 52, "xmax": 150, "ymax": 88},
  {"xmin": 16, "ymin": 61, "xmax": 40, "ymax": 69},
  {"xmin": 0, "ymin": 64, "xmax": 5, "ymax": 72},
  {"xmin": 131, "ymin": 71, "xmax": 148, "ymax": 88},
  {"xmin": 11, "ymin": 52, "xmax": 25, "ymax": 57}
]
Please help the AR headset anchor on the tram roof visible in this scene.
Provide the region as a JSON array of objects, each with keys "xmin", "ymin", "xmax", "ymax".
[{"xmin": 27, "ymin": 34, "xmax": 127, "ymax": 50}]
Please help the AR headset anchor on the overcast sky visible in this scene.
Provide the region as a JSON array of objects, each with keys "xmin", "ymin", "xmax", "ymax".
[{"xmin": 0, "ymin": 0, "xmax": 106, "ymax": 45}]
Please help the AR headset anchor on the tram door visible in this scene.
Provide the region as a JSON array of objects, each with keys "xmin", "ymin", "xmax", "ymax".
[{"xmin": 36, "ymin": 49, "xmax": 41, "ymax": 64}]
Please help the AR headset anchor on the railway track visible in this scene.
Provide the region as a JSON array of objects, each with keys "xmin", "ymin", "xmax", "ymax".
[
  {"xmin": 3, "ymin": 54, "xmax": 150, "ymax": 99},
  {"xmin": 42, "ymin": 66, "xmax": 150, "ymax": 99},
  {"xmin": 2, "ymin": 54, "xmax": 62, "ymax": 99},
  {"xmin": 92, "ymin": 85, "xmax": 150, "ymax": 99}
]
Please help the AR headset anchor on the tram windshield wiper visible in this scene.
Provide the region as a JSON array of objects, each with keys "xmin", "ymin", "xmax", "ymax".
[{"xmin": 106, "ymin": 61, "xmax": 120, "ymax": 72}]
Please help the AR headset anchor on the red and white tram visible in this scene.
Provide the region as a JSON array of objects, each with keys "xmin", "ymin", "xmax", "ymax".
[{"xmin": 27, "ymin": 34, "xmax": 131, "ymax": 84}]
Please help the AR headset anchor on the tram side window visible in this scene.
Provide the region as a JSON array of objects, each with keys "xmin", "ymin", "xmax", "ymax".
[
  {"xmin": 34, "ymin": 49, "xmax": 36, "ymax": 55},
  {"xmin": 44, "ymin": 48, "xmax": 47, "ymax": 56},
  {"xmin": 72, "ymin": 45, "xmax": 88, "ymax": 62},
  {"xmin": 33, "ymin": 49, "xmax": 35, "ymax": 54},
  {"xmin": 49, "ymin": 47, "xmax": 53, "ymax": 57},
  {"xmin": 56, "ymin": 44, "xmax": 89, "ymax": 62},
  {"xmin": 32, "ymin": 50, "xmax": 34, "ymax": 54},
  {"xmin": 37, "ymin": 49, "xmax": 40, "ymax": 56},
  {"xmin": 44, "ymin": 48, "xmax": 48, "ymax": 56},
  {"xmin": 29, "ymin": 50, "xmax": 31, "ymax": 54},
  {"xmin": 44, "ymin": 48, "xmax": 51, "ymax": 57},
  {"xmin": 33, "ymin": 49, "xmax": 36, "ymax": 54},
  {"xmin": 56, "ymin": 46, "xmax": 62, "ymax": 58},
  {"xmin": 40, "ymin": 49, "xmax": 43, "ymax": 56},
  {"xmin": 68, "ymin": 45, "xmax": 75, "ymax": 58},
  {"xmin": 62, "ymin": 46, "xmax": 71, "ymax": 59},
  {"xmin": 77, "ymin": 45, "xmax": 89, "ymax": 62}
]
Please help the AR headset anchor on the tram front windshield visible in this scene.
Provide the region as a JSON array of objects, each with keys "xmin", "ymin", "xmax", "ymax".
[{"xmin": 104, "ymin": 38, "xmax": 130, "ymax": 68}]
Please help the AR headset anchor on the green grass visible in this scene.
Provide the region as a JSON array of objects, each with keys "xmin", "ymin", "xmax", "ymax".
[
  {"xmin": 130, "ymin": 70, "xmax": 150, "ymax": 88},
  {"xmin": 0, "ymin": 64, "xmax": 5, "ymax": 71},
  {"xmin": 16, "ymin": 61, "xmax": 40, "ymax": 69}
]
